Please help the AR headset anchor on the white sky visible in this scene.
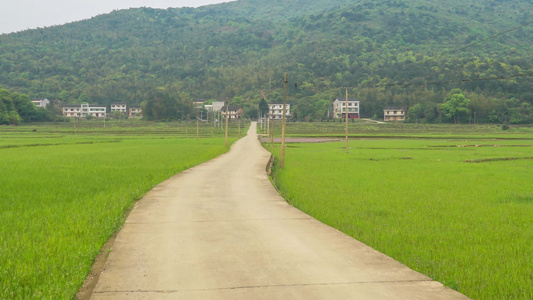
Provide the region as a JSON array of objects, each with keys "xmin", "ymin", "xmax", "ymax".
[{"xmin": 0, "ymin": 0, "xmax": 235, "ymax": 35}]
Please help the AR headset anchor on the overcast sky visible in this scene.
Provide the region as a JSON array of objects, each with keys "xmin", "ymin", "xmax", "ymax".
[{"xmin": 0, "ymin": 0, "xmax": 235, "ymax": 35}]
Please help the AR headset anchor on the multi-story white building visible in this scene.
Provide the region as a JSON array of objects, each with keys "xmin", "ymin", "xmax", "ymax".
[
  {"xmin": 129, "ymin": 106, "xmax": 142, "ymax": 118},
  {"xmin": 384, "ymin": 107, "xmax": 408, "ymax": 122},
  {"xmin": 110, "ymin": 102, "xmax": 127, "ymax": 114},
  {"xmin": 63, "ymin": 105, "xmax": 81, "ymax": 118},
  {"xmin": 63, "ymin": 103, "xmax": 107, "ymax": 118},
  {"xmin": 221, "ymin": 105, "xmax": 243, "ymax": 119},
  {"xmin": 333, "ymin": 98, "xmax": 360, "ymax": 119},
  {"xmin": 31, "ymin": 98, "xmax": 50, "ymax": 108},
  {"xmin": 268, "ymin": 103, "xmax": 291, "ymax": 120}
]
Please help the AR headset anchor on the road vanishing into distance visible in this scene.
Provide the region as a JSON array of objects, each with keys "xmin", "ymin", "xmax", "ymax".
[{"xmin": 90, "ymin": 122, "xmax": 469, "ymax": 299}]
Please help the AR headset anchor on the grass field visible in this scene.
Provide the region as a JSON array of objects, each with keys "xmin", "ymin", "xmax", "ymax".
[
  {"xmin": 0, "ymin": 120, "xmax": 245, "ymax": 299},
  {"xmin": 264, "ymin": 123, "xmax": 533, "ymax": 299},
  {"xmin": 260, "ymin": 119, "xmax": 533, "ymax": 139}
]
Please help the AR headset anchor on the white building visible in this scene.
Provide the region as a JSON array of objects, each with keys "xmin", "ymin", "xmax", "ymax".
[
  {"xmin": 268, "ymin": 103, "xmax": 291, "ymax": 120},
  {"xmin": 333, "ymin": 98, "xmax": 360, "ymax": 119},
  {"xmin": 63, "ymin": 103, "xmax": 107, "ymax": 118},
  {"xmin": 384, "ymin": 107, "xmax": 408, "ymax": 122},
  {"xmin": 31, "ymin": 98, "xmax": 50, "ymax": 108},
  {"xmin": 63, "ymin": 105, "xmax": 81, "ymax": 118},
  {"xmin": 110, "ymin": 102, "xmax": 127, "ymax": 114}
]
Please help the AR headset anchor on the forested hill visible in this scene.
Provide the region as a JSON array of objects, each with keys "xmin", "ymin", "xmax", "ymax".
[{"xmin": 0, "ymin": 0, "xmax": 532, "ymax": 123}]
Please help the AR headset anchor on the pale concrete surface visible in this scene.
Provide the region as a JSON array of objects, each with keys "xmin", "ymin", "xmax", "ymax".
[{"xmin": 91, "ymin": 122, "xmax": 469, "ymax": 300}]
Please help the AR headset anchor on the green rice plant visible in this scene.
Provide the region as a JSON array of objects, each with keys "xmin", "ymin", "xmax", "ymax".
[
  {"xmin": 263, "ymin": 121, "xmax": 533, "ymax": 139},
  {"xmin": 0, "ymin": 124, "xmax": 238, "ymax": 299},
  {"xmin": 266, "ymin": 137, "xmax": 533, "ymax": 299}
]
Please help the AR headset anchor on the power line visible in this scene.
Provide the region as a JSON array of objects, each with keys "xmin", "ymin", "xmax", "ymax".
[
  {"xmin": 454, "ymin": 19, "xmax": 533, "ymax": 53},
  {"xmin": 283, "ymin": 72, "xmax": 532, "ymax": 91},
  {"xmin": 358, "ymin": 72, "xmax": 533, "ymax": 90}
]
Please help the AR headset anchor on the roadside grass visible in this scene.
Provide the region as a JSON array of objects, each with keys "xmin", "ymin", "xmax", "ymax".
[
  {"xmin": 0, "ymin": 121, "xmax": 243, "ymax": 299},
  {"xmin": 265, "ymin": 135, "xmax": 533, "ymax": 299}
]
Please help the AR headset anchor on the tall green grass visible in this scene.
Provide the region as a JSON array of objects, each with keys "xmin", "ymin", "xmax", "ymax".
[
  {"xmin": 0, "ymin": 123, "xmax": 239, "ymax": 299},
  {"xmin": 266, "ymin": 138, "xmax": 533, "ymax": 299}
]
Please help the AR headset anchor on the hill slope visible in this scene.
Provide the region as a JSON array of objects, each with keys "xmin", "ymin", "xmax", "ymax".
[{"xmin": 0, "ymin": 0, "xmax": 532, "ymax": 122}]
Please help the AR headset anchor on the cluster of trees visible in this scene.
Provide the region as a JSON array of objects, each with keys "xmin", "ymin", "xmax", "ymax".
[
  {"xmin": 141, "ymin": 88, "xmax": 194, "ymax": 121},
  {"xmin": 0, "ymin": 86, "xmax": 61, "ymax": 124},
  {"xmin": 0, "ymin": 0, "xmax": 531, "ymax": 123},
  {"xmin": 404, "ymin": 89, "xmax": 532, "ymax": 124}
]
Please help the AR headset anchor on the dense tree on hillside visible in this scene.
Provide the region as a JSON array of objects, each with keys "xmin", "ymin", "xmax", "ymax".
[
  {"xmin": 142, "ymin": 89, "xmax": 193, "ymax": 121},
  {"xmin": 441, "ymin": 89, "xmax": 471, "ymax": 124},
  {"xmin": 0, "ymin": 0, "xmax": 532, "ymax": 122},
  {"xmin": 0, "ymin": 87, "xmax": 37, "ymax": 124}
]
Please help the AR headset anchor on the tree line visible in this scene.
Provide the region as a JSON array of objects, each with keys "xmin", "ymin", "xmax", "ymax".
[{"xmin": 0, "ymin": 86, "xmax": 62, "ymax": 124}]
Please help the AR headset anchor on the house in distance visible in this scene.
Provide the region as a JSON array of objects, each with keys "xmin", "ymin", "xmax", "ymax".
[
  {"xmin": 221, "ymin": 105, "xmax": 243, "ymax": 119},
  {"xmin": 129, "ymin": 106, "xmax": 142, "ymax": 118},
  {"xmin": 383, "ymin": 107, "xmax": 408, "ymax": 122},
  {"xmin": 333, "ymin": 98, "xmax": 360, "ymax": 119},
  {"xmin": 268, "ymin": 103, "xmax": 291, "ymax": 120},
  {"xmin": 62, "ymin": 103, "xmax": 107, "ymax": 118},
  {"xmin": 110, "ymin": 102, "xmax": 128, "ymax": 115},
  {"xmin": 31, "ymin": 98, "xmax": 50, "ymax": 108}
]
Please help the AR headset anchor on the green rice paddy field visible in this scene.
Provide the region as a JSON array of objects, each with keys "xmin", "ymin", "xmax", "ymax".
[
  {"xmin": 0, "ymin": 120, "xmax": 243, "ymax": 299},
  {"xmin": 265, "ymin": 123, "xmax": 533, "ymax": 299}
]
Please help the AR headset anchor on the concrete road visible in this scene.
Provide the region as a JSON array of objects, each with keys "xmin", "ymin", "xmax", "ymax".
[{"xmin": 91, "ymin": 122, "xmax": 469, "ymax": 300}]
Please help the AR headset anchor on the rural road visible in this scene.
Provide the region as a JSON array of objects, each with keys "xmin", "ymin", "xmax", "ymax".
[{"xmin": 90, "ymin": 122, "xmax": 469, "ymax": 299}]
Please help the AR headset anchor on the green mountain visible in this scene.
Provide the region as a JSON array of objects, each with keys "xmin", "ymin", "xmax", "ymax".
[{"xmin": 0, "ymin": 0, "xmax": 532, "ymax": 123}]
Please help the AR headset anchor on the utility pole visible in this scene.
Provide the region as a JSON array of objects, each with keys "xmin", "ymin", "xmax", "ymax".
[
  {"xmin": 266, "ymin": 111, "xmax": 270, "ymax": 135},
  {"xmin": 186, "ymin": 114, "xmax": 189, "ymax": 137},
  {"xmin": 225, "ymin": 101, "xmax": 229, "ymax": 147},
  {"xmin": 270, "ymin": 114, "xmax": 274, "ymax": 144},
  {"xmin": 281, "ymin": 73, "xmax": 288, "ymax": 168},
  {"xmin": 345, "ymin": 87, "xmax": 349, "ymax": 149}
]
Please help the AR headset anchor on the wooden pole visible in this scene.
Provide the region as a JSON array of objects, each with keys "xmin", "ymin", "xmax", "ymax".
[
  {"xmin": 281, "ymin": 73, "xmax": 288, "ymax": 168},
  {"xmin": 196, "ymin": 112, "xmax": 199, "ymax": 141},
  {"xmin": 267, "ymin": 111, "xmax": 270, "ymax": 136},
  {"xmin": 270, "ymin": 115, "xmax": 274, "ymax": 144},
  {"xmin": 345, "ymin": 87, "xmax": 349, "ymax": 149},
  {"xmin": 225, "ymin": 101, "xmax": 229, "ymax": 147}
]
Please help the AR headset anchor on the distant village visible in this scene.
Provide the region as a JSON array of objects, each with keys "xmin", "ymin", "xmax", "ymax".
[{"xmin": 32, "ymin": 98, "xmax": 409, "ymax": 122}]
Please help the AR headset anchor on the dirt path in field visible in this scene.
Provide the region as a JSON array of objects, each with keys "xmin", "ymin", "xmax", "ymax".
[{"xmin": 89, "ymin": 122, "xmax": 469, "ymax": 300}]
